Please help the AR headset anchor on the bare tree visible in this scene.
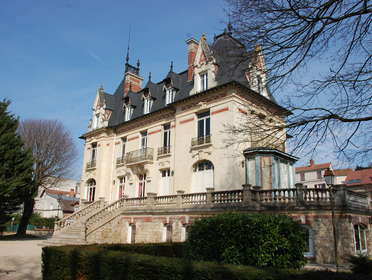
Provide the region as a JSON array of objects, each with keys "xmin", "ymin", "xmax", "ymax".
[
  {"xmin": 16, "ymin": 120, "xmax": 77, "ymax": 236},
  {"xmin": 225, "ymin": 0, "xmax": 371, "ymax": 161}
]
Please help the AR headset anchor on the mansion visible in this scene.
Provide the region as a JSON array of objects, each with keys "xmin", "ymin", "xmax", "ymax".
[
  {"xmin": 50, "ymin": 30, "xmax": 371, "ymax": 267},
  {"xmin": 81, "ymin": 30, "xmax": 293, "ymax": 203}
]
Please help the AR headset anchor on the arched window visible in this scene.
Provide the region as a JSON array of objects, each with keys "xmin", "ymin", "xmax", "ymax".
[
  {"xmin": 87, "ymin": 179, "xmax": 96, "ymax": 202},
  {"xmin": 191, "ymin": 160, "xmax": 214, "ymax": 193},
  {"xmin": 162, "ymin": 223, "xmax": 172, "ymax": 243},
  {"xmin": 354, "ymin": 224, "xmax": 368, "ymax": 254}
]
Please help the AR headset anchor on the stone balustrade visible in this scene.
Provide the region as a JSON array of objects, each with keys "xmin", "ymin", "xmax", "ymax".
[
  {"xmin": 55, "ymin": 198, "xmax": 106, "ymax": 232},
  {"xmin": 83, "ymin": 184, "xmax": 371, "ymax": 238}
]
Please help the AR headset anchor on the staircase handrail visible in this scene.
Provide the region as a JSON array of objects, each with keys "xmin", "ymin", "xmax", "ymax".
[{"xmin": 55, "ymin": 199, "xmax": 105, "ymax": 231}]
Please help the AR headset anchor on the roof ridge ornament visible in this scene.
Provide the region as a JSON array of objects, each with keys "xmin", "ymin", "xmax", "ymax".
[
  {"xmin": 170, "ymin": 61, "xmax": 173, "ymax": 72},
  {"xmin": 148, "ymin": 72, "xmax": 152, "ymax": 81}
]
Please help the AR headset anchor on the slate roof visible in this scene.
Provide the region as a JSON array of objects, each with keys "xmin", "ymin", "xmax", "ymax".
[{"xmin": 97, "ymin": 31, "xmax": 284, "ymax": 130}]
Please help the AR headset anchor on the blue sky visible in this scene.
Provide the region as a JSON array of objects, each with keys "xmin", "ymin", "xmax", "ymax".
[{"xmin": 1, "ymin": 0, "xmax": 354, "ymax": 179}]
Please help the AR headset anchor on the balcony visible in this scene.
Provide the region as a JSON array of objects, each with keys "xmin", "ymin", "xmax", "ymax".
[
  {"xmin": 191, "ymin": 135, "xmax": 211, "ymax": 148},
  {"xmin": 86, "ymin": 160, "xmax": 96, "ymax": 170},
  {"xmin": 125, "ymin": 148, "xmax": 154, "ymax": 166},
  {"xmin": 158, "ymin": 146, "xmax": 171, "ymax": 157}
]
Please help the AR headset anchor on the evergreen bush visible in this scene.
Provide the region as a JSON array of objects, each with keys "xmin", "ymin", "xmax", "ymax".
[{"xmin": 186, "ymin": 213, "xmax": 307, "ymax": 268}]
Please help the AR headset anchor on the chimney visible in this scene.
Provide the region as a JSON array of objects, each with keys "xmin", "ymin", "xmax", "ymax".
[
  {"xmin": 309, "ymin": 159, "xmax": 314, "ymax": 166},
  {"xmin": 123, "ymin": 59, "xmax": 144, "ymax": 95},
  {"xmin": 186, "ymin": 38, "xmax": 198, "ymax": 81}
]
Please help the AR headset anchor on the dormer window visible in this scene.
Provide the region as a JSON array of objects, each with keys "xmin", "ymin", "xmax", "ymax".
[
  {"xmin": 93, "ymin": 113, "xmax": 100, "ymax": 129},
  {"xmin": 165, "ymin": 88, "xmax": 175, "ymax": 105},
  {"xmin": 143, "ymin": 96, "xmax": 153, "ymax": 114},
  {"xmin": 200, "ymin": 72, "xmax": 208, "ymax": 91},
  {"xmin": 124, "ymin": 105, "xmax": 133, "ymax": 121}
]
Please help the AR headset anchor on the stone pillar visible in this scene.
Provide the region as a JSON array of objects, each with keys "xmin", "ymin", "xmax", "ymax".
[
  {"xmin": 176, "ymin": 190, "xmax": 185, "ymax": 208},
  {"xmin": 146, "ymin": 192, "xmax": 157, "ymax": 207},
  {"xmin": 206, "ymin": 188, "xmax": 215, "ymax": 204},
  {"xmin": 334, "ymin": 185, "xmax": 347, "ymax": 208},
  {"xmin": 295, "ymin": 183, "xmax": 304, "ymax": 206},
  {"xmin": 242, "ymin": 184, "xmax": 252, "ymax": 205}
]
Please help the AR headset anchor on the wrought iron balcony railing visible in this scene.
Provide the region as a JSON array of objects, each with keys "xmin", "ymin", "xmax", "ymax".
[
  {"xmin": 86, "ymin": 160, "xmax": 96, "ymax": 170},
  {"xmin": 125, "ymin": 147, "xmax": 154, "ymax": 165},
  {"xmin": 158, "ymin": 146, "xmax": 171, "ymax": 156},
  {"xmin": 191, "ymin": 135, "xmax": 211, "ymax": 147}
]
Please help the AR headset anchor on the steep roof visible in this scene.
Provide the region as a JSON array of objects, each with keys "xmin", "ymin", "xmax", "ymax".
[
  {"xmin": 345, "ymin": 168, "xmax": 372, "ymax": 186},
  {"xmin": 93, "ymin": 31, "xmax": 285, "ymax": 131}
]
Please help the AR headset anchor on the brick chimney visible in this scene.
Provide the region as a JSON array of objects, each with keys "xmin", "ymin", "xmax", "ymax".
[
  {"xmin": 123, "ymin": 60, "xmax": 144, "ymax": 95},
  {"xmin": 309, "ymin": 159, "xmax": 314, "ymax": 166},
  {"xmin": 186, "ymin": 38, "xmax": 199, "ymax": 81}
]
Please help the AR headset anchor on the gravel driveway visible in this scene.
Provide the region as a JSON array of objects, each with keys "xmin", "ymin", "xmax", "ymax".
[{"xmin": 0, "ymin": 238, "xmax": 44, "ymax": 280}]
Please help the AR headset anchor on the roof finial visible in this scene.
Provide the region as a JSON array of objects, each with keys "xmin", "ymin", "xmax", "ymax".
[
  {"xmin": 227, "ymin": 22, "xmax": 233, "ymax": 33},
  {"xmin": 170, "ymin": 61, "xmax": 173, "ymax": 72},
  {"xmin": 99, "ymin": 84, "xmax": 104, "ymax": 91},
  {"xmin": 136, "ymin": 59, "xmax": 140, "ymax": 68},
  {"xmin": 148, "ymin": 72, "xmax": 152, "ymax": 81},
  {"xmin": 126, "ymin": 26, "xmax": 131, "ymax": 62}
]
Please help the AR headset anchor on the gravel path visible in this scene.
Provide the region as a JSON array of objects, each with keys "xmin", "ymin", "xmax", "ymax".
[{"xmin": 0, "ymin": 239, "xmax": 44, "ymax": 280}]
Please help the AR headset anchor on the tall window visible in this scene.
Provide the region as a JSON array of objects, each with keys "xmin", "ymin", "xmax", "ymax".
[
  {"xmin": 317, "ymin": 170, "xmax": 322, "ymax": 179},
  {"xmin": 121, "ymin": 137, "xmax": 127, "ymax": 158},
  {"xmin": 163, "ymin": 124, "xmax": 171, "ymax": 148},
  {"xmin": 138, "ymin": 174, "xmax": 146, "ymax": 198},
  {"xmin": 140, "ymin": 131, "xmax": 147, "ymax": 149},
  {"xmin": 124, "ymin": 105, "xmax": 133, "ymax": 121},
  {"xmin": 301, "ymin": 225, "xmax": 314, "ymax": 257},
  {"xmin": 91, "ymin": 143, "xmax": 97, "ymax": 162},
  {"xmin": 87, "ymin": 179, "xmax": 96, "ymax": 202},
  {"xmin": 128, "ymin": 223, "xmax": 136, "ymax": 244},
  {"xmin": 200, "ymin": 72, "xmax": 208, "ymax": 91},
  {"xmin": 143, "ymin": 97, "xmax": 153, "ymax": 114},
  {"xmin": 162, "ymin": 223, "xmax": 172, "ymax": 242},
  {"xmin": 118, "ymin": 177, "xmax": 126, "ymax": 199},
  {"xmin": 354, "ymin": 224, "xmax": 368, "ymax": 254},
  {"xmin": 165, "ymin": 88, "xmax": 175, "ymax": 105},
  {"xmin": 197, "ymin": 111, "xmax": 210, "ymax": 139},
  {"xmin": 159, "ymin": 169, "xmax": 172, "ymax": 196}
]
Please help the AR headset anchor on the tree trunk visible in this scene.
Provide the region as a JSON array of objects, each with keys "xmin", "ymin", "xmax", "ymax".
[{"xmin": 16, "ymin": 198, "xmax": 35, "ymax": 236}]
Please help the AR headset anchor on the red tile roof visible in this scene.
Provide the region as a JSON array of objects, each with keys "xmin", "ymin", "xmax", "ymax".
[
  {"xmin": 295, "ymin": 162, "xmax": 331, "ymax": 173},
  {"xmin": 46, "ymin": 189, "xmax": 76, "ymax": 197},
  {"xmin": 345, "ymin": 168, "xmax": 372, "ymax": 186},
  {"xmin": 333, "ymin": 169, "xmax": 353, "ymax": 176}
]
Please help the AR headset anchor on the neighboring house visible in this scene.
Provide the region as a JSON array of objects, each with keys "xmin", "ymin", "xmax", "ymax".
[
  {"xmin": 34, "ymin": 178, "xmax": 79, "ymax": 218},
  {"xmin": 51, "ymin": 29, "xmax": 371, "ymax": 265},
  {"xmin": 295, "ymin": 159, "xmax": 331, "ymax": 188},
  {"xmin": 345, "ymin": 167, "xmax": 372, "ymax": 192}
]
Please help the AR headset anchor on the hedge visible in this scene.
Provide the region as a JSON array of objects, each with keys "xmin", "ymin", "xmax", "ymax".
[
  {"xmin": 42, "ymin": 245, "xmax": 372, "ymax": 280},
  {"xmin": 186, "ymin": 213, "xmax": 307, "ymax": 268}
]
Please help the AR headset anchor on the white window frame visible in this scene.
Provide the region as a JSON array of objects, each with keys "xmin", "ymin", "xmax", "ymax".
[
  {"xmin": 118, "ymin": 176, "xmax": 126, "ymax": 199},
  {"xmin": 302, "ymin": 225, "xmax": 315, "ymax": 258},
  {"xmin": 165, "ymin": 88, "xmax": 175, "ymax": 105},
  {"xmin": 124, "ymin": 105, "xmax": 133, "ymax": 121},
  {"xmin": 200, "ymin": 72, "xmax": 208, "ymax": 91},
  {"xmin": 91, "ymin": 143, "xmax": 97, "ymax": 162},
  {"xmin": 197, "ymin": 111, "xmax": 210, "ymax": 138},
  {"xmin": 143, "ymin": 97, "xmax": 153, "ymax": 114},
  {"xmin": 354, "ymin": 224, "xmax": 368, "ymax": 255}
]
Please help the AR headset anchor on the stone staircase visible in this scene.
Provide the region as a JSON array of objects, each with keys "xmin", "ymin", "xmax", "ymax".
[{"xmin": 44, "ymin": 199, "xmax": 106, "ymax": 246}]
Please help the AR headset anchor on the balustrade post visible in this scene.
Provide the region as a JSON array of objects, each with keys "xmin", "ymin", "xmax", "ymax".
[
  {"xmin": 295, "ymin": 183, "xmax": 304, "ymax": 206},
  {"xmin": 146, "ymin": 192, "xmax": 157, "ymax": 207},
  {"xmin": 334, "ymin": 185, "xmax": 347, "ymax": 208},
  {"xmin": 176, "ymin": 190, "xmax": 185, "ymax": 208},
  {"xmin": 206, "ymin": 188, "xmax": 214, "ymax": 204},
  {"xmin": 242, "ymin": 184, "xmax": 253, "ymax": 205}
]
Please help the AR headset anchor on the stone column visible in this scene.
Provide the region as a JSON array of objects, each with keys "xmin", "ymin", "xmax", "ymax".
[
  {"xmin": 176, "ymin": 190, "xmax": 185, "ymax": 208},
  {"xmin": 206, "ymin": 188, "xmax": 215, "ymax": 205},
  {"xmin": 242, "ymin": 184, "xmax": 252, "ymax": 205},
  {"xmin": 146, "ymin": 192, "xmax": 157, "ymax": 208}
]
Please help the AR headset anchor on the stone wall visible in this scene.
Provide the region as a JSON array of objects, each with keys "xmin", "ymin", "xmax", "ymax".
[{"xmin": 86, "ymin": 210, "xmax": 371, "ymax": 266}]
